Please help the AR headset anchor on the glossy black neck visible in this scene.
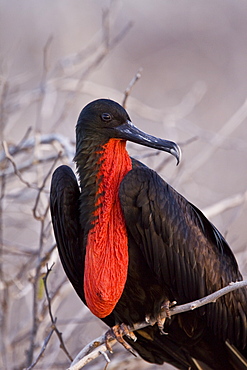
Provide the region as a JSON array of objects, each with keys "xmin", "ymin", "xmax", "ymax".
[{"xmin": 74, "ymin": 137, "xmax": 108, "ymax": 236}]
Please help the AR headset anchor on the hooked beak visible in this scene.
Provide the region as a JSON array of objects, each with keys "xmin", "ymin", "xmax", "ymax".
[{"xmin": 112, "ymin": 120, "xmax": 181, "ymax": 165}]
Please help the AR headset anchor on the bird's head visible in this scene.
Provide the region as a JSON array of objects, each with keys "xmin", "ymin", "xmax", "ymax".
[{"xmin": 76, "ymin": 99, "xmax": 181, "ymax": 164}]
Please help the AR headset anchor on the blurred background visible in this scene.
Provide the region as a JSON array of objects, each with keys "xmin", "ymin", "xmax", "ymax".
[{"xmin": 1, "ymin": 0, "xmax": 247, "ymax": 369}]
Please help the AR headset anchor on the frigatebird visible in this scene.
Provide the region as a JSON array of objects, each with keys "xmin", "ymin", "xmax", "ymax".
[{"xmin": 50, "ymin": 99, "xmax": 247, "ymax": 369}]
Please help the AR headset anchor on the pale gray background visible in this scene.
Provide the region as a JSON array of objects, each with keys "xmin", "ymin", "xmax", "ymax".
[{"xmin": 1, "ymin": 1, "xmax": 247, "ymax": 369}]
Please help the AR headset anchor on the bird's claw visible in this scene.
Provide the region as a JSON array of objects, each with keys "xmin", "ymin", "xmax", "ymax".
[
  {"xmin": 158, "ymin": 300, "xmax": 177, "ymax": 334},
  {"xmin": 161, "ymin": 300, "xmax": 172, "ymax": 319},
  {"xmin": 145, "ymin": 313, "xmax": 168, "ymax": 335},
  {"xmin": 105, "ymin": 323, "xmax": 137, "ymax": 356},
  {"xmin": 157, "ymin": 316, "xmax": 168, "ymax": 335},
  {"xmin": 145, "ymin": 300, "xmax": 176, "ymax": 335}
]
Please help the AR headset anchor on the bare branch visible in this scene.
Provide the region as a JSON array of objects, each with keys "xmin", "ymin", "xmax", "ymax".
[
  {"xmin": 42, "ymin": 36, "xmax": 53, "ymax": 76},
  {"xmin": 32, "ymin": 150, "xmax": 62, "ymax": 221},
  {"xmin": 25, "ymin": 263, "xmax": 72, "ymax": 370},
  {"xmin": 69, "ymin": 338, "xmax": 116, "ymax": 370},
  {"xmin": 0, "ymin": 133, "xmax": 74, "ymax": 164},
  {"xmin": 43, "ymin": 263, "xmax": 73, "ymax": 362},
  {"xmin": 69, "ymin": 280, "xmax": 247, "ymax": 369},
  {"xmin": 25, "ymin": 327, "xmax": 55, "ymax": 370},
  {"xmin": 176, "ymin": 98, "xmax": 247, "ymax": 185},
  {"xmin": 2, "ymin": 140, "xmax": 38, "ymax": 189},
  {"xmin": 203, "ymin": 190, "xmax": 247, "ymax": 219},
  {"xmin": 25, "ymin": 264, "xmax": 73, "ymax": 370},
  {"xmin": 122, "ymin": 68, "xmax": 143, "ymax": 108},
  {"xmin": 51, "ymin": 13, "xmax": 133, "ymax": 130},
  {"xmin": 35, "ymin": 36, "xmax": 53, "ymax": 132}
]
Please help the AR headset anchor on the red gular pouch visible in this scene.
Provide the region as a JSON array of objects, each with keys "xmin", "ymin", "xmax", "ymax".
[{"xmin": 84, "ymin": 139, "xmax": 132, "ymax": 318}]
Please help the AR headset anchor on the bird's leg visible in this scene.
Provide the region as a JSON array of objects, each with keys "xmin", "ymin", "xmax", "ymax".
[{"xmin": 105, "ymin": 323, "xmax": 137, "ymax": 356}]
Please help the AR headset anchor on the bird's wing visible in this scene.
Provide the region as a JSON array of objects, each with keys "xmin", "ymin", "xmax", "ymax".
[
  {"xmin": 119, "ymin": 164, "xmax": 247, "ymax": 348},
  {"xmin": 50, "ymin": 165, "xmax": 85, "ymax": 301}
]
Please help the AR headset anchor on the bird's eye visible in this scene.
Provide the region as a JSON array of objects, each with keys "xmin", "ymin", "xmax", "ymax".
[{"xmin": 101, "ymin": 113, "xmax": 112, "ymax": 122}]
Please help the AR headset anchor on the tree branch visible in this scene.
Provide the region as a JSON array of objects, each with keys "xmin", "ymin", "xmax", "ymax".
[
  {"xmin": 25, "ymin": 264, "xmax": 73, "ymax": 370},
  {"xmin": 2, "ymin": 140, "xmax": 38, "ymax": 189},
  {"xmin": 26, "ymin": 327, "xmax": 55, "ymax": 370},
  {"xmin": 203, "ymin": 190, "xmax": 247, "ymax": 219},
  {"xmin": 68, "ymin": 280, "xmax": 247, "ymax": 370},
  {"xmin": 122, "ymin": 68, "xmax": 143, "ymax": 108},
  {"xmin": 176, "ymin": 98, "xmax": 247, "ymax": 185},
  {"xmin": 43, "ymin": 263, "xmax": 73, "ymax": 362}
]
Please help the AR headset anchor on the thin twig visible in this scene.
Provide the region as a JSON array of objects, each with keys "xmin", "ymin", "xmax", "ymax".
[
  {"xmin": 122, "ymin": 68, "xmax": 143, "ymax": 108},
  {"xmin": 2, "ymin": 140, "xmax": 38, "ymax": 189},
  {"xmin": 43, "ymin": 263, "xmax": 73, "ymax": 362},
  {"xmin": 32, "ymin": 151, "xmax": 62, "ymax": 220},
  {"xmin": 35, "ymin": 36, "xmax": 53, "ymax": 132},
  {"xmin": 0, "ymin": 133, "xmax": 74, "ymax": 164},
  {"xmin": 25, "ymin": 327, "xmax": 55, "ymax": 370},
  {"xmin": 15, "ymin": 126, "xmax": 32, "ymax": 153},
  {"xmin": 43, "ymin": 263, "xmax": 56, "ymax": 322},
  {"xmin": 203, "ymin": 190, "xmax": 247, "ymax": 219},
  {"xmin": 26, "ymin": 150, "xmax": 62, "ymax": 366},
  {"xmin": 52, "ymin": 12, "xmax": 133, "ymax": 130},
  {"xmin": 176, "ymin": 98, "xmax": 247, "ymax": 185},
  {"xmin": 25, "ymin": 263, "xmax": 72, "ymax": 370}
]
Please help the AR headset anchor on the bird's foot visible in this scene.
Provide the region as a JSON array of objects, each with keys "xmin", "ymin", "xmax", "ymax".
[
  {"xmin": 145, "ymin": 300, "xmax": 177, "ymax": 335},
  {"xmin": 158, "ymin": 300, "xmax": 177, "ymax": 334},
  {"xmin": 156, "ymin": 315, "xmax": 168, "ymax": 335},
  {"xmin": 161, "ymin": 299, "xmax": 177, "ymax": 318},
  {"xmin": 105, "ymin": 323, "xmax": 137, "ymax": 356},
  {"xmin": 145, "ymin": 313, "xmax": 168, "ymax": 335}
]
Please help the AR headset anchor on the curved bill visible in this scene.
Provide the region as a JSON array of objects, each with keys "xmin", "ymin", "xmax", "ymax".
[{"xmin": 111, "ymin": 120, "xmax": 181, "ymax": 165}]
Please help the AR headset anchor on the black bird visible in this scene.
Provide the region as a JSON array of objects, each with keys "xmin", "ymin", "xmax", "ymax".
[{"xmin": 50, "ymin": 99, "xmax": 247, "ymax": 369}]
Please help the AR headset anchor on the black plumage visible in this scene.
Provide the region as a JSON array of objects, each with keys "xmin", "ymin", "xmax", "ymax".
[{"xmin": 50, "ymin": 99, "xmax": 247, "ymax": 369}]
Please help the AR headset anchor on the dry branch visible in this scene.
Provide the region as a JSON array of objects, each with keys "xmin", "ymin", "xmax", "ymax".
[
  {"xmin": 176, "ymin": 98, "xmax": 247, "ymax": 185},
  {"xmin": 203, "ymin": 190, "xmax": 247, "ymax": 219},
  {"xmin": 68, "ymin": 280, "xmax": 247, "ymax": 370},
  {"xmin": 26, "ymin": 327, "xmax": 55, "ymax": 370},
  {"xmin": 2, "ymin": 140, "xmax": 38, "ymax": 189},
  {"xmin": 0, "ymin": 133, "xmax": 74, "ymax": 169},
  {"xmin": 43, "ymin": 264, "xmax": 73, "ymax": 362},
  {"xmin": 25, "ymin": 264, "xmax": 72, "ymax": 370},
  {"xmin": 122, "ymin": 68, "xmax": 143, "ymax": 108}
]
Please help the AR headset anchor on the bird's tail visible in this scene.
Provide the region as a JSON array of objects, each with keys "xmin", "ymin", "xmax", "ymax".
[
  {"xmin": 225, "ymin": 341, "xmax": 247, "ymax": 370},
  {"xmin": 126, "ymin": 324, "xmax": 247, "ymax": 370}
]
